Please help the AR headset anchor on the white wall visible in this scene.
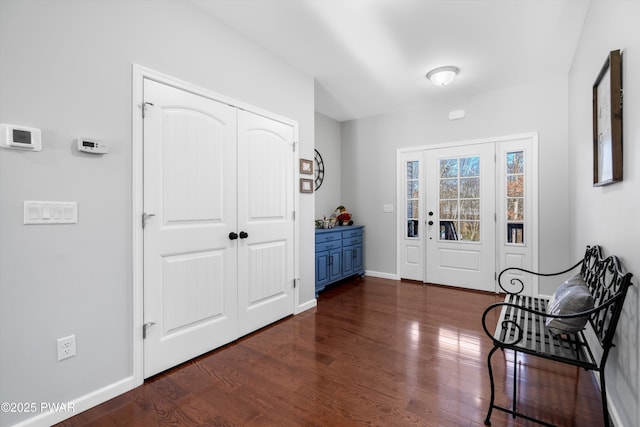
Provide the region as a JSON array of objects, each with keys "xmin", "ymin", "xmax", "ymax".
[
  {"xmin": 0, "ymin": 1, "xmax": 315, "ymax": 425},
  {"xmin": 314, "ymin": 112, "xmax": 342, "ymax": 219},
  {"xmin": 568, "ymin": 2, "xmax": 640, "ymax": 425},
  {"xmin": 341, "ymin": 77, "xmax": 571, "ymax": 293}
]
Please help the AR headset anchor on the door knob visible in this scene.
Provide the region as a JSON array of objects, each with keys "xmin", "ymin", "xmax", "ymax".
[
  {"xmin": 239, "ymin": 231, "xmax": 249, "ymax": 239},
  {"xmin": 229, "ymin": 232, "xmax": 239, "ymax": 240}
]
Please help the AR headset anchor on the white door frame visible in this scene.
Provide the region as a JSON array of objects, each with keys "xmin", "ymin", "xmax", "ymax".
[
  {"xmin": 131, "ymin": 64, "xmax": 300, "ymax": 385},
  {"xmin": 396, "ymin": 132, "xmax": 538, "ymax": 293}
]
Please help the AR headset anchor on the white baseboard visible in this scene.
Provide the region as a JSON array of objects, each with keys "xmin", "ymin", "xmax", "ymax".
[
  {"xmin": 296, "ymin": 298, "xmax": 317, "ymax": 314},
  {"xmin": 364, "ymin": 270, "xmax": 399, "ymax": 280},
  {"xmin": 607, "ymin": 395, "xmax": 623, "ymax": 427},
  {"xmin": 589, "ymin": 370, "xmax": 623, "ymax": 427},
  {"xmin": 12, "ymin": 376, "xmax": 138, "ymax": 427}
]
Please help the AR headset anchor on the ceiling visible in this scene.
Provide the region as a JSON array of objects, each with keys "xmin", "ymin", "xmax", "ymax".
[{"xmin": 192, "ymin": 0, "xmax": 590, "ymax": 122}]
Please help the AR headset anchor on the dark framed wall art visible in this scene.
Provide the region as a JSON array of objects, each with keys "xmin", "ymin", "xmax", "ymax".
[{"xmin": 593, "ymin": 49, "xmax": 623, "ymax": 186}]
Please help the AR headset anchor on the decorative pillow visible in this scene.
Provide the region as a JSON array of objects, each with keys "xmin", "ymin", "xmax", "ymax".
[
  {"xmin": 545, "ymin": 275, "xmax": 594, "ymax": 335},
  {"xmin": 562, "ymin": 273, "xmax": 587, "ymax": 288}
]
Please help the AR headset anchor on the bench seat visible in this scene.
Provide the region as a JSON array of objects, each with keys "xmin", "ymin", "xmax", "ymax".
[{"xmin": 495, "ymin": 294, "xmax": 597, "ymax": 369}]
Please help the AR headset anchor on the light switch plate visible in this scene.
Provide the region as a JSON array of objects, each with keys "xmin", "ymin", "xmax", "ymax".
[
  {"xmin": 24, "ymin": 201, "xmax": 77, "ymax": 224},
  {"xmin": 448, "ymin": 109, "xmax": 466, "ymax": 121}
]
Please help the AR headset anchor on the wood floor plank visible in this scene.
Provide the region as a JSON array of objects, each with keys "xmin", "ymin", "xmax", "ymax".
[{"xmin": 55, "ymin": 277, "xmax": 605, "ymax": 426}]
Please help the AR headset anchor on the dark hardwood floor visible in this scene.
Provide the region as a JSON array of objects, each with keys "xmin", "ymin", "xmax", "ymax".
[{"xmin": 56, "ymin": 277, "xmax": 604, "ymax": 426}]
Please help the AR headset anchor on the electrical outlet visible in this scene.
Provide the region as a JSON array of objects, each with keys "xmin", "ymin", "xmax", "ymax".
[{"xmin": 57, "ymin": 335, "xmax": 76, "ymax": 361}]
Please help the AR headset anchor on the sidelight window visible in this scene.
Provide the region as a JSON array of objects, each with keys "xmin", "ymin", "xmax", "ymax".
[
  {"xmin": 506, "ymin": 151, "xmax": 525, "ymax": 244},
  {"xmin": 406, "ymin": 161, "xmax": 419, "ymax": 238}
]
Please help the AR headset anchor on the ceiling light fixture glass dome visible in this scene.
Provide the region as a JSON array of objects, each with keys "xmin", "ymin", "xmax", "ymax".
[{"xmin": 426, "ymin": 66, "xmax": 460, "ymax": 86}]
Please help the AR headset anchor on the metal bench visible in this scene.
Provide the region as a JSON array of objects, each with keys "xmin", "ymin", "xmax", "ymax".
[{"xmin": 481, "ymin": 245, "xmax": 633, "ymax": 426}]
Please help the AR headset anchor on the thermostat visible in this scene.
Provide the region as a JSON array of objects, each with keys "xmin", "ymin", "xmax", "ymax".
[
  {"xmin": 0, "ymin": 124, "xmax": 42, "ymax": 151},
  {"xmin": 76, "ymin": 137, "xmax": 108, "ymax": 154}
]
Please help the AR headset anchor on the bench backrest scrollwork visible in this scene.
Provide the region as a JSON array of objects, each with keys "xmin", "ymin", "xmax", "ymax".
[{"xmin": 581, "ymin": 245, "xmax": 634, "ymax": 352}]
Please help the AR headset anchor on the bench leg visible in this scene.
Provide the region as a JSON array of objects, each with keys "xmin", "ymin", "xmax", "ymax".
[
  {"xmin": 484, "ymin": 345, "xmax": 501, "ymax": 426},
  {"xmin": 512, "ymin": 351, "xmax": 518, "ymax": 418}
]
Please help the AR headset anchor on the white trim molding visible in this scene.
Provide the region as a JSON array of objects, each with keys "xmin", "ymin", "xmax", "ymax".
[
  {"xmin": 11, "ymin": 377, "xmax": 137, "ymax": 427},
  {"xmin": 395, "ymin": 132, "xmax": 539, "ymax": 294}
]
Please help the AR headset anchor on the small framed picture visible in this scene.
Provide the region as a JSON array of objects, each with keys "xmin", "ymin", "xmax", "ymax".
[
  {"xmin": 300, "ymin": 158, "xmax": 313, "ymax": 175},
  {"xmin": 300, "ymin": 178, "xmax": 314, "ymax": 193}
]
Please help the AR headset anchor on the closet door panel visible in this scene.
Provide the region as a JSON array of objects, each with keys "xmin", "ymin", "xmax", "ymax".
[
  {"xmin": 143, "ymin": 78, "xmax": 238, "ymax": 378},
  {"xmin": 237, "ymin": 111, "xmax": 295, "ymax": 335}
]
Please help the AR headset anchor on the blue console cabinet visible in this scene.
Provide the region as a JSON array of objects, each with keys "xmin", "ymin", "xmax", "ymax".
[{"xmin": 315, "ymin": 226, "xmax": 364, "ymax": 296}]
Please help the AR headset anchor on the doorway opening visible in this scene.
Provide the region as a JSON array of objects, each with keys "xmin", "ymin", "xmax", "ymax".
[{"xmin": 396, "ymin": 133, "xmax": 538, "ymax": 295}]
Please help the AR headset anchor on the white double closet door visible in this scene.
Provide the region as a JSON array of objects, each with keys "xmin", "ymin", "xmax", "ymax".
[{"xmin": 142, "ymin": 79, "xmax": 295, "ymax": 378}]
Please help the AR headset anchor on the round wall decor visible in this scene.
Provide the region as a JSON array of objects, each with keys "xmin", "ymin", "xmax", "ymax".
[{"xmin": 314, "ymin": 149, "xmax": 325, "ymax": 191}]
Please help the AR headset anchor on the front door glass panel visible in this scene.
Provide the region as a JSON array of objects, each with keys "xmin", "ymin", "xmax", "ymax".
[{"xmin": 439, "ymin": 156, "xmax": 480, "ymax": 241}]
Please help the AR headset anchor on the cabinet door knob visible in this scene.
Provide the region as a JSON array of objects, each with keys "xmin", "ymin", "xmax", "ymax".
[
  {"xmin": 428, "ymin": 221, "xmax": 434, "ymax": 226},
  {"xmin": 228, "ymin": 232, "xmax": 238, "ymax": 240},
  {"xmin": 239, "ymin": 231, "xmax": 249, "ymax": 239}
]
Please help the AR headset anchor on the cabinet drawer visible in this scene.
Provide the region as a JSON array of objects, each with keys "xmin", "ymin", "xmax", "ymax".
[
  {"xmin": 343, "ymin": 236, "xmax": 362, "ymax": 246},
  {"xmin": 316, "ymin": 232, "xmax": 342, "ymax": 243},
  {"xmin": 316, "ymin": 241, "xmax": 342, "ymax": 252},
  {"xmin": 342, "ymin": 228, "xmax": 363, "ymax": 239}
]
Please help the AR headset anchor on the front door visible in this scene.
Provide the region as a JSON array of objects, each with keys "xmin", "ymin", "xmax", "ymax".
[
  {"xmin": 143, "ymin": 79, "xmax": 238, "ymax": 378},
  {"xmin": 425, "ymin": 143, "xmax": 496, "ymax": 292}
]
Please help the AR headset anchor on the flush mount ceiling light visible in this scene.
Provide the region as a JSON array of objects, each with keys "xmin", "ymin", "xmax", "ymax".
[{"xmin": 426, "ymin": 66, "xmax": 459, "ymax": 86}]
